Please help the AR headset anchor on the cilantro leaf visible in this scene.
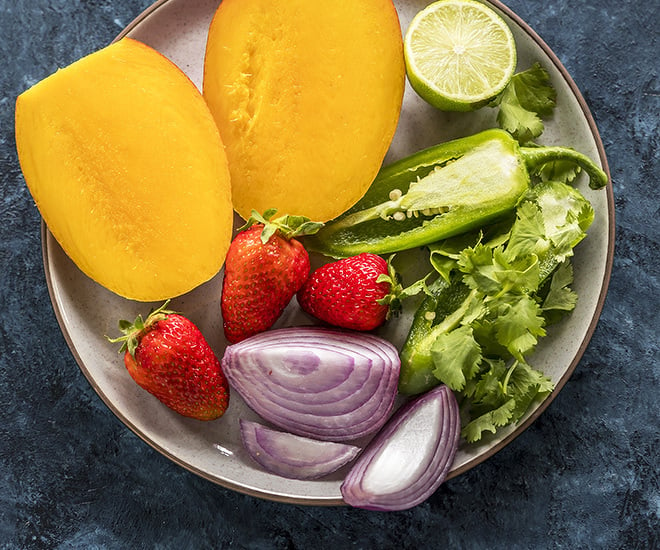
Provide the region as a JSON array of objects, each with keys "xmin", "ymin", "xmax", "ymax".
[
  {"xmin": 504, "ymin": 201, "xmax": 551, "ymax": 260},
  {"xmin": 536, "ymin": 159, "xmax": 581, "ymax": 184},
  {"xmin": 542, "ymin": 261, "xmax": 578, "ymax": 324},
  {"xmin": 428, "ymin": 229, "xmax": 486, "ymax": 281},
  {"xmin": 428, "ymin": 252, "xmax": 458, "ymax": 283},
  {"xmin": 461, "ymin": 359, "xmax": 553, "ymax": 442},
  {"xmin": 497, "ymin": 99, "xmax": 545, "ymax": 144},
  {"xmin": 459, "ymin": 244, "xmax": 505, "ymax": 295},
  {"xmin": 493, "ymin": 249, "xmax": 541, "ymax": 295},
  {"xmin": 469, "ymin": 357, "xmax": 509, "ymax": 406},
  {"xmin": 505, "ymin": 361, "xmax": 554, "ymax": 423},
  {"xmin": 459, "ymin": 244, "xmax": 541, "ymax": 297},
  {"xmin": 507, "ymin": 63, "xmax": 556, "ymax": 116},
  {"xmin": 431, "ymin": 325, "xmax": 483, "ymax": 391},
  {"xmin": 491, "ymin": 295, "xmax": 546, "ymax": 362},
  {"xmin": 462, "ymin": 398, "xmax": 516, "ymax": 443},
  {"xmin": 494, "ymin": 63, "xmax": 557, "ymax": 143},
  {"xmin": 532, "ymin": 181, "xmax": 595, "ymax": 262}
]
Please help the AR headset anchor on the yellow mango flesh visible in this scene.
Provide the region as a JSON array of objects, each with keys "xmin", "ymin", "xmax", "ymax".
[
  {"xmin": 203, "ymin": 0, "xmax": 405, "ymax": 222},
  {"xmin": 15, "ymin": 38, "xmax": 233, "ymax": 302}
]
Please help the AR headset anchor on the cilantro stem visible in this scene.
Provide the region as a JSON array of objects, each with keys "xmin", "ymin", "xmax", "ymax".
[{"xmin": 501, "ymin": 360, "xmax": 519, "ymax": 395}]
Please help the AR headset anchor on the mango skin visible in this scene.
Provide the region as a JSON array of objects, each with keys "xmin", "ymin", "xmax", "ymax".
[
  {"xmin": 15, "ymin": 38, "xmax": 234, "ymax": 302},
  {"xmin": 203, "ymin": 0, "xmax": 405, "ymax": 223}
]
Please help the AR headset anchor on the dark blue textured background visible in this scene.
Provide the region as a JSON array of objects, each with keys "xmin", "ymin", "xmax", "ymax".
[{"xmin": 1, "ymin": 1, "xmax": 658, "ymax": 548}]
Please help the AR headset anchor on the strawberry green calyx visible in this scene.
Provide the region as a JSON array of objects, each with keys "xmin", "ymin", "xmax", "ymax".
[
  {"xmin": 239, "ymin": 209, "xmax": 324, "ymax": 244},
  {"xmin": 376, "ymin": 255, "xmax": 430, "ymax": 319},
  {"xmin": 107, "ymin": 300, "xmax": 175, "ymax": 357}
]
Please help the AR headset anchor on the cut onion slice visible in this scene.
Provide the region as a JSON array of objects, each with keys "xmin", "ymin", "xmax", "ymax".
[
  {"xmin": 239, "ymin": 419, "xmax": 360, "ymax": 480},
  {"xmin": 341, "ymin": 384, "xmax": 460, "ymax": 511},
  {"xmin": 221, "ymin": 327, "xmax": 400, "ymax": 441}
]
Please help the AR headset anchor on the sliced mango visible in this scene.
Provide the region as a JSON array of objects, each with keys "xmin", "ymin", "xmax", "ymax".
[
  {"xmin": 15, "ymin": 38, "xmax": 233, "ymax": 302},
  {"xmin": 203, "ymin": 0, "xmax": 405, "ymax": 222}
]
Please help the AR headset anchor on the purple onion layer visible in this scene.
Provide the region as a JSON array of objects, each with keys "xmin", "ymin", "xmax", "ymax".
[
  {"xmin": 221, "ymin": 327, "xmax": 401, "ymax": 441},
  {"xmin": 239, "ymin": 419, "xmax": 361, "ymax": 480},
  {"xmin": 340, "ymin": 384, "xmax": 460, "ymax": 511}
]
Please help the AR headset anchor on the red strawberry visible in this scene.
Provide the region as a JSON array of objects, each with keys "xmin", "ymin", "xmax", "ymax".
[
  {"xmin": 108, "ymin": 302, "xmax": 229, "ymax": 421},
  {"xmin": 298, "ymin": 253, "xmax": 423, "ymax": 331},
  {"xmin": 221, "ymin": 209, "xmax": 323, "ymax": 343}
]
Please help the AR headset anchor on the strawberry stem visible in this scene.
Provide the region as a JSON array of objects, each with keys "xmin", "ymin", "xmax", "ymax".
[
  {"xmin": 239, "ymin": 209, "xmax": 324, "ymax": 243},
  {"xmin": 106, "ymin": 300, "xmax": 175, "ymax": 357},
  {"xmin": 376, "ymin": 255, "xmax": 431, "ymax": 318}
]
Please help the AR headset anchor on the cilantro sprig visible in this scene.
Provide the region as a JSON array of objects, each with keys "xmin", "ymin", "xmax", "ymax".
[{"xmin": 491, "ymin": 63, "xmax": 557, "ymax": 144}]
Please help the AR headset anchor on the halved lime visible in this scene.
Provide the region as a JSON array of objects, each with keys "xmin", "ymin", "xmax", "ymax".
[{"xmin": 404, "ymin": 0, "xmax": 517, "ymax": 112}]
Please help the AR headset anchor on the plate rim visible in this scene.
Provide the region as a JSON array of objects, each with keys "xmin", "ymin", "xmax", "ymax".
[{"xmin": 40, "ymin": 0, "xmax": 615, "ymax": 506}]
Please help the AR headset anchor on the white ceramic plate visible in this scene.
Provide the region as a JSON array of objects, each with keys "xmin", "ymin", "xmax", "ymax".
[{"xmin": 42, "ymin": 0, "xmax": 614, "ymax": 505}]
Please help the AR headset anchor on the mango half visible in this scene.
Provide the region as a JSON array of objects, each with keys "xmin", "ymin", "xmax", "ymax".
[
  {"xmin": 15, "ymin": 38, "xmax": 234, "ymax": 302},
  {"xmin": 203, "ymin": 0, "xmax": 405, "ymax": 222}
]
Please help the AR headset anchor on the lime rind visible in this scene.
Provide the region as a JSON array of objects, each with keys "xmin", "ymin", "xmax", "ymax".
[{"xmin": 404, "ymin": 0, "xmax": 517, "ymax": 112}]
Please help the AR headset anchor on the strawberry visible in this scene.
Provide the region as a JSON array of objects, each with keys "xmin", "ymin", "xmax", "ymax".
[
  {"xmin": 108, "ymin": 302, "xmax": 229, "ymax": 420},
  {"xmin": 221, "ymin": 209, "xmax": 323, "ymax": 343},
  {"xmin": 298, "ymin": 253, "xmax": 426, "ymax": 331}
]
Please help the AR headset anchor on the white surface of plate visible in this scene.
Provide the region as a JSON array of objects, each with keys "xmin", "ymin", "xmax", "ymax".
[{"xmin": 43, "ymin": 0, "xmax": 614, "ymax": 505}]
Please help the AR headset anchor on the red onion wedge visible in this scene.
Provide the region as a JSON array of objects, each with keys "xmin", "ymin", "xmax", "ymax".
[
  {"xmin": 341, "ymin": 384, "xmax": 460, "ymax": 511},
  {"xmin": 221, "ymin": 327, "xmax": 400, "ymax": 441},
  {"xmin": 239, "ymin": 419, "xmax": 360, "ymax": 480}
]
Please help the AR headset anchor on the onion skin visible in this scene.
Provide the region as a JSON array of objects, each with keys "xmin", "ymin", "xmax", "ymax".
[
  {"xmin": 340, "ymin": 384, "xmax": 460, "ymax": 511},
  {"xmin": 239, "ymin": 419, "xmax": 360, "ymax": 480},
  {"xmin": 221, "ymin": 326, "xmax": 400, "ymax": 441}
]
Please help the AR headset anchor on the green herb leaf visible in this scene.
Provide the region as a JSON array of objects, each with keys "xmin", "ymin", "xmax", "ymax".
[
  {"xmin": 459, "ymin": 243, "xmax": 504, "ymax": 295},
  {"xmin": 504, "ymin": 201, "xmax": 550, "ymax": 260},
  {"xmin": 491, "ymin": 294, "xmax": 546, "ymax": 362},
  {"xmin": 462, "ymin": 398, "xmax": 516, "ymax": 442},
  {"xmin": 468, "ymin": 357, "xmax": 508, "ymax": 405},
  {"xmin": 498, "ymin": 100, "xmax": 544, "ymax": 144},
  {"xmin": 459, "ymin": 244, "xmax": 541, "ymax": 297},
  {"xmin": 460, "ymin": 359, "xmax": 552, "ymax": 442},
  {"xmin": 536, "ymin": 159, "xmax": 581, "ymax": 184},
  {"xmin": 494, "ymin": 63, "xmax": 557, "ymax": 143},
  {"xmin": 532, "ymin": 181, "xmax": 594, "ymax": 262},
  {"xmin": 506, "ymin": 361, "xmax": 554, "ymax": 423},
  {"xmin": 430, "ymin": 325, "xmax": 483, "ymax": 391},
  {"xmin": 542, "ymin": 261, "xmax": 578, "ymax": 324}
]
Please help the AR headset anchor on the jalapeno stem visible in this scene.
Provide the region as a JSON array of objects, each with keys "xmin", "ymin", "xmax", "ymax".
[{"xmin": 520, "ymin": 146, "xmax": 608, "ymax": 190}]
